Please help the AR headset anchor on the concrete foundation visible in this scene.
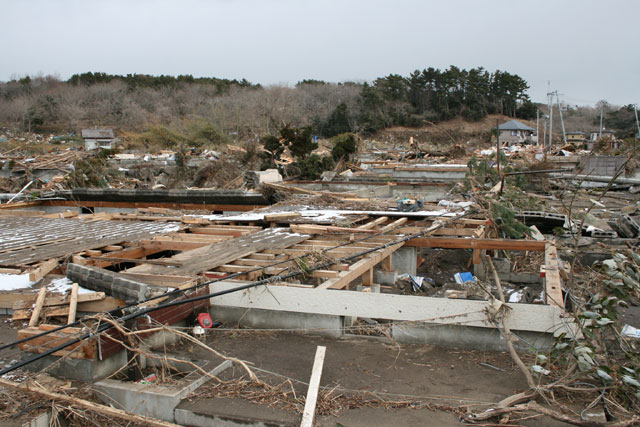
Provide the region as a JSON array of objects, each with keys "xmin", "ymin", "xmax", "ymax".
[
  {"xmin": 392, "ymin": 246, "xmax": 417, "ymax": 275},
  {"xmin": 374, "ymin": 269, "xmax": 397, "ymax": 285},
  {"xmin": 211, "ymin": 306, "xmax": 344, "ymax": 338},
  {"xmin": 93, "ymin": 358, "xmax": 232, "ymax": 422},
  {"xmin": 24, "ymin": 349, "xmax": 128, "ymax": 382},
  {"xmin": 392, "ymin": 322, "xmax": 554, "ymax": 352}
]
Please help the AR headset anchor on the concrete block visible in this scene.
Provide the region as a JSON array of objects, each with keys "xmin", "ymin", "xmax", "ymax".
[
  {"xmin": 374, "ymin": 269, "xmax": 397, "ymax": 285},
  {"xmin": 392, "ymin": 247, "xmax": 417, "ymax": 276},
  {"xmin": 211, "ymin": 306, "xmax": 343, "ymax": 338},
  {"xmin": 24, "ymin": 350, "xmax": 128, "ymax": 382}
]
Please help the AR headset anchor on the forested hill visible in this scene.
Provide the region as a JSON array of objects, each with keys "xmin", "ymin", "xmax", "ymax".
[{"xmin": 0, "ymin": 66, "xmax": 535, "ymax": 136}]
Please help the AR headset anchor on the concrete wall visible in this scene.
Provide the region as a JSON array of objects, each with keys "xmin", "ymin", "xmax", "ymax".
[{"xmin": 211, "ymin": 306, "xmax": 344, "ymax": 338}]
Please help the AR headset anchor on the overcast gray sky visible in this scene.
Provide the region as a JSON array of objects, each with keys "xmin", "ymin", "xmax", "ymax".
[{"xmin": 1, "ymin": 0, "xmax": 638, "ymax": 106}]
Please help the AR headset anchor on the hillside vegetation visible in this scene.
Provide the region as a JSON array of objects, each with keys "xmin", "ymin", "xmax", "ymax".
[{"xmin": 0, "ymin": 67, "xmax": 535, "ymax": 138}]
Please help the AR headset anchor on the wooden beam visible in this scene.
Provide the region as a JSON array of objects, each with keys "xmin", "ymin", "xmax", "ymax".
[
  {"xmin": 379, "ymin": 217, "xmax": 408, "ymax": 233},
  {"xmin": 310, "ymin": 270, "xmax": 341, "ymax": 279},
  {"xmin": 405, "ymin": 237, "xmax": 546, "ymax": 251},
  {"xmin": 300, "ymin": 346, "xmax": 326, "ymax": 427},
  {"xmin": 356, "ymin": 216, "xmax": 388, "ymax": 230},
  {"xmin": 316, "ymin": 243, "xmax": 403, "ymax": 290},
  {"xmin": 28, "ymin": 288, "xmax": 47, "ymax": 327},
  {"xmin": 264, "ymin": 212, "xmax": 302, "ymax": 222},
  {"xmin": 543, "ymin": 244, "xmax": 564, "ymax": 308},
  {"xmin": 28, "ymin": 259, "xmax": 58, "ymax": 283},
  {"xmin": 67, "ymin": 283, "xmax": 79, "ymax": 324}
]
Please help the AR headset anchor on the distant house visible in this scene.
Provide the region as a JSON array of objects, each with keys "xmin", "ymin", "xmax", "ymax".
[
  {"xmin": 498, "ymin": 120, "xmax": 537, "ymax": 145},
  {"xmin": 566, "ymin": 131, "xmax": 587, "ymax": 144},
  {"xmin": 81, "ymin": 129, "xmax": 116, "ymax": 150},
  {"xmin": 589, "ymin": 130, "xmax": 616, "ymax": 142}
]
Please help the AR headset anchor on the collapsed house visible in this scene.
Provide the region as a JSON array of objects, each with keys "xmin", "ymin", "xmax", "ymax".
[{"xmin": 0, "ymin": 135, "xmax": 638, "ymax": 426}]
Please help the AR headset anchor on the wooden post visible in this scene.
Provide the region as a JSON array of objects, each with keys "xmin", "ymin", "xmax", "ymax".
[
  {"xmin": 381, "ymin": 255, "xmax": 392, "ymax": 272},
  {"xmin": 361, "ymin": 269, "xmax": 373, "ymax": 286},
  {"xmin": 29, "ymin": 288, "xmax": 47, "ymax": 327},
  {"xmin": 301, "ymin": 346, "xmax": 326, "ymax": 427},
  {"xmin": 67, "ymin": 283, "xmax": 79, "ymax": 324}
]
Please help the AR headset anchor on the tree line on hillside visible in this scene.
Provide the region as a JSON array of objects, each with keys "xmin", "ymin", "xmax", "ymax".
[{"xmin": 0, "ymin": 66, "xmax": 593, "ymax": 139}]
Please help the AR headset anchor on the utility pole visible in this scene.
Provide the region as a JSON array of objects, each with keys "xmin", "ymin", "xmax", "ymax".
[
  {"xmin": 548, "ymin": 96, "xmax": 553, "ymax": 151},
  {"xmin": 599, "ymin": 103, "xmax": 604, "ymax": 140},
  {"xmin": 543, "ymin": 114, "xmax": 547, "ymax": 154},
  {"xmin": 496, "ymin": 119, "xmax": 500, "ymax": 176},
  {"xmin": 555, "ymin": 91, "xmax": 567, "ymax": 145},
  {"xmin": 536, "ymin": 109, "xmax": 539, "ymax": 146},
  {"xmin": 634, "ymin": 104, "xmax": 639, "ymax": 156}
]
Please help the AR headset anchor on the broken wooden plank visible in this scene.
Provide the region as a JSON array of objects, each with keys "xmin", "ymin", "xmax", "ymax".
[
  {"xmin": 300, "ymin": 346, "xmax": 326, "ymax": 427},
  {"xmin": 28, "ymin": 259, "xmax": 58, "ymax": 283},
  {"xmin": 264, "ymin": 212, "xmax": 302, "ymax": 222},
  {"xmin": 67, "ymin": 283, "xmax": 79, "ymax": 324},
  {"xmin": 28, "ymin": 288, "xmax": 47, "ymax": 327}
]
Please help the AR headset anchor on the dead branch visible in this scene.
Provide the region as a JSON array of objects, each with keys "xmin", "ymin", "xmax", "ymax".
[{"xmin": 484, "ymin": 256, "xmax": 536, "ymax": 389}]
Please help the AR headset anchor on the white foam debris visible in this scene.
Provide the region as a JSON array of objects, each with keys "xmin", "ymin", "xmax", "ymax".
[
  {"xmin": 0, "ymin": 274, "xmax": 33, "ymax": 291},
  {"xmin": 438, "ymin": 200, "xmax": 474, "ymax": 209},
  {"xmin": 47, "ymin": 277, "xmax": 92, "ymax": 294},
  {"xmin": 508, "ymin": 290, "xmax": 524, "ymax": 303}
]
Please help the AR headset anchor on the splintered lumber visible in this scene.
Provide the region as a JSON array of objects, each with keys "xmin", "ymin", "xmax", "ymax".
[
  {"xmin": 316, "ymin": 242, "xmax": 404, "ymax": 290},
  {"xmin": 300, "ymin": 346, "xmax": 326, "ymax": 427},
  {"xmin": 67, "ymin": 283, "xmax": 79, "ymax": 324},
  {"xmin": 264, "ymin": 212, "xmax": 302, "ymax": 222},
  {"xmin": 290, "ymin": 224, "xmax": 376, "ymax": 235},
  {"xmin": 28, "ymin": 288, "xmax": 48, "ymax": 327},
  {"xmin": 543, "ymin": 244, "xmax": 564, "ymax": 308},
  {"xmin": 0, "ymin": 378, "xmax": 180, "ymax": 427},
  {"xmin": 28, "ymin": 259, "xmax": 59, "ymax": 283}
]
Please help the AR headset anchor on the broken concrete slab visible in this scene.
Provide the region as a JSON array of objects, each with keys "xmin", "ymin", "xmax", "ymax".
[{"xmin": 93, "ymin": 358, "xmax": 232, "ymax": 422}]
